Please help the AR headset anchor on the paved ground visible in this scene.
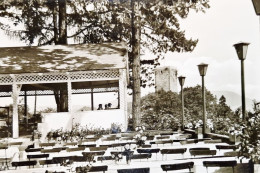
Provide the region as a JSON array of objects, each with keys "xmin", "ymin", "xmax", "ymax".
[{"xmin": 0, "ymin": 133, "xmax": 253, "ymax": 173}]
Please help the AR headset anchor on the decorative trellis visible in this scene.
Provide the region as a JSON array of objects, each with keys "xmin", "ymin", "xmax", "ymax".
[{"xmin": 0, "ymin": 70, "xmax": 120, "ymax": 85}]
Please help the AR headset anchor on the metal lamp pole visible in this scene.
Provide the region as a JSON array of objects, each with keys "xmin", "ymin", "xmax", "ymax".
[
  {"xmin": 233, "ymin": 42, "xmax": 250, "ymax": 120},
  {"xmin": 178, "ymin": 76, "xmax": 186, "ymax": 130},
  {"xmin": 197, "ymin": 63, "xmax": 208, "ymax": 135}
]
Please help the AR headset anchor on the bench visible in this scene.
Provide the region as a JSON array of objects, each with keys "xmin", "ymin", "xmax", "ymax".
[
  {"xmin": 100, "ymin": 144, "xmax": 113, "ymax": 148},
  {"xmin": 8, "ymin": 142, "xmax": 23, "ymax": 146},
  {"xmin": 12, "ymin": 161, "xmax": 37, "ymax": 169},
  {"xmin": 78, "ymin": 144, "xmax": 96, "ymax": 148},
  {"xmin": 189, "ymin": 150, "xmax": 217, "ymax": 157},
  {"xmin": 82, "ymin": 151, "xmax": 106, "ymax": 162},
  {"xmin": 137, "ymin": 148, "xmax": 160, "ymax": 154},
  {"xmin": 66, "ymin": 146, "xmax": 85, "ymax": 152},
  {"xmin": 52, "ymin": 156, "xmax": 72, "ymax": 165},
  {"xmin": 120, "ymin": 137, "xmax": 133, "ymax": 141},
  {"xmin": 69, "ymin": 156, "xmax": 88, "ymax": 162},
  {"xmin": 224, "ymin": 151, "xmax": 239, "ymax": 157},
  {"xmin": 81, "ymin": 138, "xmax": 99, "ymax": 142},
  {"xmin": 27, "ymin": 154, "xmax": 49, "ymax": 160},
  {"xmin": 161, "ymin": 148, "xmax": 187, "ymax": 160},
  {"xmin": 180, "ymin": 139, "xmax": 198, "ymax": 145},
  {"xmin": 117, "ymin": 167, "xmax": 150, "ymax": 173},
  {"xmin": 146, "ymin": 136, "xmax": 154, "ymax": 140},
  {"xmin": 204, "ymin": 139, "xmax": 222, "ymax": 144},
  {"xmin": 97, "ymin": 156, "xmax": 114, "ymax": 162},
  {"xmin": 161, "ymin": 162, "xmax": 194, "ymax": 172},
  {"xmin": 39, "ymin": 142, "xmax": 56, "ymax": 147},
  {"xmin": 41, "ymin": 148, "xmax": 62, "ymax": 153},
  {"xmin": 89, "ymin": 146, "xmax": 108, "ymax": 151},
  {"xmin": 216, "ymin": 145, "xmax": 238, "ymax": 151},
  {"xmin": 140, "ymin": 144, "xmax": 152, "ymax": 148},
  {"xmin": 156, "ymin": 136, "xmax": 170, "ymax": 140},
  {"xmin": 121, "ymin": 133, "xmax": 135, "ymax": 138},
  {"xmin": 76, "ymin": 165, "xmax": 108, "ymax": 173},
  {"xmin": 25, "ymin": 148, "xmax": 43, "ymax": 152},
  {"xmin": 64, "ymin": 142, "xmax": 77, "ymax": 146},
  {"xmin": 203, "ymin": 160, "xmax": 237, "ymax": 173},
  {"xmin": 160, "ymin": 132, "xmax": 174, "ymax": 136},
  {"xmin": 39, "ymin": 159, "xmax": 56, "ymax": 167},
  {"xmin": 130, "ymin": 154, "xmax": 152, "ymax": 161},
  {"xmin": 150, "ymin": 140, "xmax": 173, "ymax": 145},
  {"xmin": 189, "ymin": 147, "xmax": 210, "ymax": 151}
]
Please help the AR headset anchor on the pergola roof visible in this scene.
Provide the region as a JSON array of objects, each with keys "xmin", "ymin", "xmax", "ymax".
[{"xmin": 0, "ymin": 42, "xmax": 127, "ymax": 74}]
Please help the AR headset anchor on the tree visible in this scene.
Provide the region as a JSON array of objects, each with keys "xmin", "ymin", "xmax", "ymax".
[
  {"xmin": 0, "ymin": 0, "xmax": 210, "ymax": 128},
  {"xmin": 216, "ymin": 95, "xmax": 233, "ymax": 118},
  {"xmin": 141, "ymin": 90, "xmax": 182, "ymax": 130},
  {"xmin": 183, "ymin": 85, "xmax": 217, "ymax": 120},
  {"xmin": 141, "ymin": 86, "xmax": 218, "ymax": 130}
]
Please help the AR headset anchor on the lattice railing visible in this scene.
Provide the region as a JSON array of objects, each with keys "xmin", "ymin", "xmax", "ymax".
[{"xmin": 0, "ymin": 70, "xmax": 120, "ymax": 85}]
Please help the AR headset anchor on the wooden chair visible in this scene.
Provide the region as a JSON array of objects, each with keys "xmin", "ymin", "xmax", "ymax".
[{"xmin": 161, "ymin": 162, "xmax": 194, "ymax": 172}]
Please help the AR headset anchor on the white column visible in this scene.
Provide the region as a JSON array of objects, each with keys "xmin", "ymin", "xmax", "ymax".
[
  {"xmin": 67, "ymin": 74, "xmax": 72, "ymax": 113},
  {"xmin": 12, "ymin": 83, "xmax": 22, "ymax": 138},
  {"xmin": 119, "ymin": 69, "xmax": 127, "ymax": 131}
]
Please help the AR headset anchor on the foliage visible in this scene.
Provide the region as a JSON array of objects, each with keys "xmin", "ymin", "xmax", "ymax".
[
  {"xmin": 141, "ymin": 90, "xmax": 182, "ymax": 130},
  {"xmin": 45, "ymin": 123, "xmax": 112, "ymax": 142},
  {"xmin": 140, "ymin": 86, "xmax": 240, "ymax": 132},
  {"xmin": 0, "ymin": 0, "xmax": 210, "ymax": 88},
  {"xmin": 183, "ymin": 85, "xmax": 217, "ymax": 120},
  {"xmin": 133, "ymin": 126, "xmax": 147, "ymax": 147},
  {"xmin": 239, "ymin": 102, "xmax": 260, "ymax": 163}
]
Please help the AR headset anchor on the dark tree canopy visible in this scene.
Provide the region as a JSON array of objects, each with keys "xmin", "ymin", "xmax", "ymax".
[{"xmin": 0, "ymin": 0, "xmax": 210, "ymax": 87}]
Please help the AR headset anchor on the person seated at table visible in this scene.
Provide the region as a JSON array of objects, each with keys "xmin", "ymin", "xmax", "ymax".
[
  {"xmin": 108, "ymin": 103, "xmax": 112, "ymax": 109},
  {"xmin": 97, "ymin": 104, "xmax": 103, "ymax": 110},
  {"xmin": 104, "ymin": 104, "xmax": 108, "ymax": 110}
]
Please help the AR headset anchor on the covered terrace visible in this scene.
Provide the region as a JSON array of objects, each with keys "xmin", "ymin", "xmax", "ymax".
[{"xmin": 0, "ymin": 42, "xmax": 129, "ymax": 138}]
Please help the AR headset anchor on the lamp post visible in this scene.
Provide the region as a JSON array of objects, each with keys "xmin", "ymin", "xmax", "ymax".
[
  {"xmin": 252, "ymin": 0, "xmax": 260, "ymax": 15},
  {"xmin": 233, "ymin": 42, "xmax": 250, "ymax": 120},
  {"xmin": 197, "ymin": 63, "xmax": 208, "ymax": 135},
  {"xmin": 178, "ymin": 76, "xmax": 186, "ymax": 130}
]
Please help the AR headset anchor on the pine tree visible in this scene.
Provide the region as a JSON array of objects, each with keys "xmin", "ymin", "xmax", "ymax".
[{"xmin": 0, "ymin": 0, "xmax": 210, "ymax": 127}]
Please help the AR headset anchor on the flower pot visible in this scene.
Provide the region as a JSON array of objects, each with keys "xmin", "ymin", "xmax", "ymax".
[{"xmin": 229, "ymin": 134, "xmax": 236, "ymax": 143}]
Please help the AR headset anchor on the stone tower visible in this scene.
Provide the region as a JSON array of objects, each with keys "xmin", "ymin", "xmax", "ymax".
[{"xmin": 155, "ymin": 66, "xmax": 178, "ymax": 92}]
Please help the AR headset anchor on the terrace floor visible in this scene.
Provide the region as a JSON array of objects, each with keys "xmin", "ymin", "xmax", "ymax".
[{"xmin": 0, "ymin": 131, "xmax": 253, "ymax": 173}]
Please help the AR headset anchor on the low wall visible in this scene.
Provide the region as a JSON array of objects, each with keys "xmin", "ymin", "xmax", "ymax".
[{"xmin": 38, "ymin": 109, "xmax": 126, "ymax": 140}]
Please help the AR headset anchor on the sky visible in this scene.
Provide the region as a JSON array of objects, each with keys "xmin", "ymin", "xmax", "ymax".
[
  {"xmin": 159, "ymin": 0, "xmax": 260, "ymax": 101},
  {"xmin": 0, "ymin": 0, "xmax": 259, "ymax": 104}
]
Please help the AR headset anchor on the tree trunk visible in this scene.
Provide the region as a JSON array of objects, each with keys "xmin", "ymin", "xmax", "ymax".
[
  {"xmin": 52, "ymin": 0, "xmax": 59, "ymax": 44},
  {"xmin": 53, "ymin": 0, "xmax": 68, "ymax": 112},
  {"xmin": 131, "ymin": 0, "xmax": 141, "ymax": 129},
  {"xmin": 58, "ymin": 0, "xmax": 67, "ymax": 44}
]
